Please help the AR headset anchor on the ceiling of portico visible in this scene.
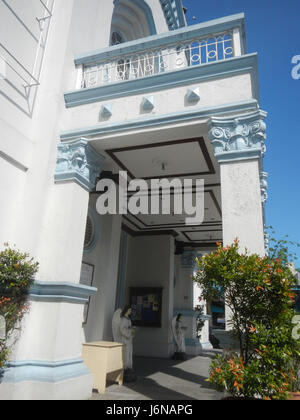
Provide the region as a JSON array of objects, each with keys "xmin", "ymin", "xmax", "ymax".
[{"xmin": 90, "ymin": 123, "xmax": 223, "ymax": 248}]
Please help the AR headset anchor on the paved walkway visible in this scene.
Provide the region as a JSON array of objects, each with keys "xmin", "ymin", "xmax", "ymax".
[{"xmin": 91, "ymin": 351, "xmax": 222, "ymax": 401}]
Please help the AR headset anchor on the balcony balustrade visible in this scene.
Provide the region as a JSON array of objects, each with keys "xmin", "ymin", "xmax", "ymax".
[{"xmin": 74, "ymin": 14, "xmax": 246, "ymax": 91}]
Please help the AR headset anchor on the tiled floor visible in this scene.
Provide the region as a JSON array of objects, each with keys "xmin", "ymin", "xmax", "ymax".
[{"xmin": 91, "ymin": 351, "xmax": 222, "ymax": 401}]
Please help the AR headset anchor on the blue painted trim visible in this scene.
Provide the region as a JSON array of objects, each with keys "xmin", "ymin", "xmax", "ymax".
[
  {"xmin": 65, "ymin": 53, "xmax": 258, "ymax": 108},
  {"xmin": 55, "ymin": 138, "xmax": 105, "ymax": 192},
  {"xmin": 29, "ymin": 282, "xmax": 97, "ymax": 304},
  {"xmin": 160, "ymin": 0, "xmax": 186, "ymax": 30},
  {"xmin": 173, "ymin": 0, "xmax": 186, "ymax": 28},
  {"xmin": 2, "ymin": 358, "xmax": 90, "ymax": 383},
  {"xmin": 74, "ymin": 14, "xmax": 245, "ymax": 66},
  {"xmin": 61, "ymin": 99, "xmax": 258, "ymax": 141},
  {"xmin": 185, "ymin": 338, "xmax": 201, "ymax": 347},
  {"xmin": 215, "ymin": 148, "xmax": 262, "ymax": 163},
  {"xmin": 174, "ymin": 309, "xmax": 197, "ymax": 317}
]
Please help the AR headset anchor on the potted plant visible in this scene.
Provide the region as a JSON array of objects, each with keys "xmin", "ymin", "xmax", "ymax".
[
  {"xmin": 0, "ymin": 244, "xmax": 38, "ymax": 373},
  {"xmin": 193, "ymin": 239, "xmax": 300, "ymax": 400}
]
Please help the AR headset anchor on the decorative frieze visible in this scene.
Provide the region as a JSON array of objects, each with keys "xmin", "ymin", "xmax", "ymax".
[
  {"xmin": 141, "ymin": 96, "xmax": 155, "ymax": 111},
  {"xmin": 260, "ymin": 171, "xmax": 269, "ymax": 204},
  {"xmin": 55, "ymin": 138, "xmax": 104, "ymax": 191},
  {"xmin": 209, "ymin": 110, "xmax": 267, "ymax": 163},
  {"xmin": 160, "ymin": 0, "xmax": 180, "ymax": 30},
  {"xmin": 186, "ymin": 87, "xmax": 200, "ymax": 104},
  {"xmin": 101, "ymin": 103, "xmax": 113, "ymax": 118},
  {"xmin": 264, "ymin": 232, "xmax": 270, "ymax": 255}
]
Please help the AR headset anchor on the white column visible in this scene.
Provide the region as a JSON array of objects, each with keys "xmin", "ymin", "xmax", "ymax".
[
  {"xmin": 209, "ymin": 110, "xmax": 268, "ymax": 332},
  {"xmin": 174, "ymin": 251, "xmax": 212, "ymax": 355},
  {"xmin": 0, "ymin": 139, "xmax": 105, "ymax": 400},
  {"xmin": 209, "ymin": 110, "xmax": 267, "ymax": 256}
]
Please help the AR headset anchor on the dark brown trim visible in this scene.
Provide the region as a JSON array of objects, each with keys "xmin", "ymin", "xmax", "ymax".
[
  {"xmin": 125, "ymin": 189, "xmax": 221, "ymax": 228},
  {"xmin": 184, "ymin": 242, "xmax": 222, "ymax": 249},
  {"xmin": 106, "ymin": 137, "xmax": 215, "ymax": 180},
  {"xmin": 208, "ymin": 190, "xmax": 222, "ymax": 217},
  {"xmin": 90, "ymin": 183, "xmax": 221, "ymax": 196},
  {"xmin": 183, "ymin": 231, "xmax": 223, "ymax": 242},
  {"xmin": 122, "ymin": 223, "xmax": 178, "ymax": 238}
]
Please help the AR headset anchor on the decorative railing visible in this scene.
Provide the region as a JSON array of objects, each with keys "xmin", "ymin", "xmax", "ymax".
[
  {"xmin": 74, "ymin": 14, "xmax": 246, "ymax": 91},
  {"xmin": 81, "ymin": 32, "xmax": 234, "ymax": 89}
]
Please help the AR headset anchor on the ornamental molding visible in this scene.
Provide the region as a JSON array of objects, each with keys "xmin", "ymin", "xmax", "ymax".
[
  {"xmin": 141, "ymin": 95, "xmax": 155, "ymax": 111},
  {"xmin": 186, "ymin": 87, "xmax": 200, "ymax": 103},
  {"xmin": 159, "ymin": 0, "xmax": 185, "ymax": 31},
  {"xmin": 208, "ymin": 110, "xmax": 267, "ymax": 163},
  {"xmin": 260, "ymin": 171, "xmax": 268, "ymax": 204},
  {"xmin": 29, "ymin": 281, "xmax": 97, "ymax": 304},
  {"xmin": 264, "ymin": 232, "xmax": 270, "ymax": 255},
  {"xmin": 55, "ymin": 138, "xmax": 104, "ymax": 192}
]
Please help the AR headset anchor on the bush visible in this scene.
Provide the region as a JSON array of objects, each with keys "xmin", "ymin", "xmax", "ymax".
[
  {"xmin": 0, "ymin": 244, "xmax": 38, "ymax": 370},
  {"xmin": 193, "ymin": 239, "xmax": 300, "ymax": 400}
]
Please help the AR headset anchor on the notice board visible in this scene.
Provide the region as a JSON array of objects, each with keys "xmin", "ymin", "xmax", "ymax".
[{"xmin": 130, "ymin": 287, "xmax": 163, "ymax": 328}]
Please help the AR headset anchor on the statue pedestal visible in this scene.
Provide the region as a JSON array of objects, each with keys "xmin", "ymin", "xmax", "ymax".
[
  {"xmin": 124, "ymin": 368, "xmax": 137, "ymax": 383},
  {"xmin": 82, "ymin": 341, "xmax": 124, "ymax": 394}
]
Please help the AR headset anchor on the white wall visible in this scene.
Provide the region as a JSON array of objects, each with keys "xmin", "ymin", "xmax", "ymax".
[
  {"xmin": 221, "ymin": 159, "xmax": 265, "ymax": 255},
  {"xmin": 82, "ymin": 195, "xmax": 122, "ymax": 343},
  {"xmin": 123, "ymin": 235, "xmax": 175, "ymax": 358}
]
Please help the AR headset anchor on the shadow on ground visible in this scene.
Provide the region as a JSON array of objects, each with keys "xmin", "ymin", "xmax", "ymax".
[{"xmin": 92, "ymin": 350, "xmax": 222, "ymax": 401}]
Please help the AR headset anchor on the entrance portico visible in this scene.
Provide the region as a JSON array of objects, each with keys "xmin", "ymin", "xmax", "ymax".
[{"xmin": 0, "ymin": 12, "xmax": 268, "ymax": 400}]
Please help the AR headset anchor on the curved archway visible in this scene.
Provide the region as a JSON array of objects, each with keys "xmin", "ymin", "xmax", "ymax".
[{"xmin": 111, "ymin": 0, "xmax": 157, "ymax": 44}]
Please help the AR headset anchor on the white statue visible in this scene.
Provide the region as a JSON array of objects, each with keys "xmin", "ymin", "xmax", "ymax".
[
  {"xmin": 172, "ymin": 313, "xmax": 186, "ymax": 356},
  {"xmin": 112, "ymin": 306, "xmax": 135, "ymax": 372}
]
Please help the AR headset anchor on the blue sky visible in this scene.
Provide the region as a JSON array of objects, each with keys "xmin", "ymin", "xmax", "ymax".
[{"xmin": 183, "ymin": 0, "xmax": 300, "ymax": 265}]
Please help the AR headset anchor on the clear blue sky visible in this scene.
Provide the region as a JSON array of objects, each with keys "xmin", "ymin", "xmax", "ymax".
[{"xmin": 183, "ymin": 0, "xmax": 300, "ymax": 265}]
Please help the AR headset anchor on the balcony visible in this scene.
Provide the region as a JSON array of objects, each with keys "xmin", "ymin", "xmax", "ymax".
[{"xmin": 64, "ymin": 14, "xmax": 259, "ymax": 109}]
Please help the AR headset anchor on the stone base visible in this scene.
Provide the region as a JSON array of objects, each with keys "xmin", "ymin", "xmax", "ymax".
[
  {"xmin": 0, "ymin": 373, "xmax": 93, "ymax": 400},
  {"xmin": 200, "ymin": 341, "xmax": 214, "ymax": 351}
]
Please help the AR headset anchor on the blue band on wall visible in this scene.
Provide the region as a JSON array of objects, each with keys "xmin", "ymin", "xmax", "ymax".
[
  {"xmin": 2, "ymin": 358, "xmax": 90, "ymax": 383},
  {"xmin": 29, "ymin": 282, "xmax": 97, "ymax": 304}
]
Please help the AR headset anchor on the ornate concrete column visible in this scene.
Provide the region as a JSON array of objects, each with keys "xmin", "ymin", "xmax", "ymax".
[
  {"xmin": 0, "ymin": 139, "xmax": 105, "ymax": 400},
  {"xmin": 209, "ymin": 110, "xmax": 267, "ymax": 335},
  {"xmin": 209, "ymin": 110, "xmax": 267, "ymax": 256}
]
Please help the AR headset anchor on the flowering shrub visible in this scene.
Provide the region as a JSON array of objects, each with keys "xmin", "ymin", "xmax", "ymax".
[
  {"xmin": 193, "ymin": 240, "xmax": 300, "ymax": 400},
  {"xmin": 0, "ymin": 244, "xmax": 38, "ymax": 371}
]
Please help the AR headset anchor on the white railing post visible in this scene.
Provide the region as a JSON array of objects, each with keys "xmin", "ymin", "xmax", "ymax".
[
  {"xmin": 81, "ymin": 30, "xmax": 237, "ymax": 89},
  {"xmin": 232, "ymin": 28, "xmax": 242, "ymax": 57},
  {"xmin": 75, "ymin": 64, "xmax": 84, "ymax": 89}
]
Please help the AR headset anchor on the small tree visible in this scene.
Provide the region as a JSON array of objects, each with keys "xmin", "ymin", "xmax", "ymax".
[
  {"xmin": 193, "ymin": 239, "xmax": 300, "ymax": 400},
  {"xmin": 0, "ymin": 244, "xmax": 38, "ymax": 370}
]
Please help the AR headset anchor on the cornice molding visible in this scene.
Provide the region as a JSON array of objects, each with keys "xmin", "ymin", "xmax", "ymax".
[
  {"xmin": 29, "ymin": 281, "xmax": 97, "ymax": 304},
  {"xmin": 55, "ymin": 138, "xmax": 104, "ymax": 192},
  {"xmin": 160, "ymin": 0, "xmax": 186, "ymax": 31},
  {"xmin": 208, "ymin": 110, "xmax": 267, "ymax": 163}
]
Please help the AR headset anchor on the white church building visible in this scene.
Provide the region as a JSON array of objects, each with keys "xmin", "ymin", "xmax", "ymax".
[{"xmin": 0, "ymin": 0, "xmax": 267, "ymax": 400}]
